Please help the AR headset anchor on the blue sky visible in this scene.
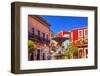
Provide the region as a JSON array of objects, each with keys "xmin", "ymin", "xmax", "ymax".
[{"xmin": 41, "ymin": 15, "xmax": 88, "ymax": 35}]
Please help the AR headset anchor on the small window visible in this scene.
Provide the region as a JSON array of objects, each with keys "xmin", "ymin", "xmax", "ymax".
[
  {"xmin": 38, "ymin": 30, "xmax": 40, "ymax": 36},
  {"xmin": 79, "ymin": 30, "xmax": 83, "ymax": 37},
  {"xmin": 32, "ymin": 28, "xmax": 34, "ymax": 32},
  {"xmin": 43, "ymin": 33, "xmax": 45, "ymax": 38},
  {"xmin": 32, "ymin": 28, "xmax": 34, "ymax": 35},
  {"xmin": 85, "ymin": 30, "xmax": 88, "ymax": 36},
  {"xmin": 47, "ymin": 34, "xmax": 48, "ymax": 39},
  {"xmin": 79, "ymin": 49, "xmax": 83, "ymax": 58}
]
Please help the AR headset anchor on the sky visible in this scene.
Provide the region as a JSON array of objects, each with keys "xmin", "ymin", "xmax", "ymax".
[{"xmin": 41, "ymin": 15, "xmax": 88, "ymax": 35}]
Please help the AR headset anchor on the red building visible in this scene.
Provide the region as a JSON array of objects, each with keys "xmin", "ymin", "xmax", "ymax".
[
  {"xmin": 57, "ymin": 31, "xmax": 70, "ymax": 38},
  {"xmin": 28, "ymin": 15, "xmax": 51, "ymax": 60},
  {"xmin": 70, "ymin": 28, "xmax": 88, "ymax": 58},
  {"xmin": 70, "ymin": 28, "xmax": 87, "ymax": 43},
  {"xmin": 57, "ymin": 27, "xmax": 88, "ymax": 59}
]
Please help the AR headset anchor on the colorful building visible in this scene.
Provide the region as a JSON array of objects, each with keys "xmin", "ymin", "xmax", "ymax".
[
  {"xmin": 57, "ymin": 31, "xmax": 70, "ymax": 48},
  {"xmin": 28, "ymin": 15, "xmax": 88, "ymax": 60},
  {"xmin": 70, "ymin": 28, "xmax": 88, "ymax": 58},
  {"xmin": 56, "ymin": 27, "xmax": 88, "ymax": 59},
  {"xmin": 28, "ymin": 15, "xmax": 51, "ymax": 60}
]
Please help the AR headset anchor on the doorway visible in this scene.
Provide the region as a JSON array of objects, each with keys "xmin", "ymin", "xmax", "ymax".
[{"xmin": 36, "ymin": 49, "xmax": 41, "ymax": 60}]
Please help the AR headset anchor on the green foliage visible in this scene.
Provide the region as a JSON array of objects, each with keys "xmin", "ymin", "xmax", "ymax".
[
  {"xmin": 78, "ymin": 39, "xmax": 83, "ymax": 45},
  {"xmin": 84, "ymin": 39, "xmax": 88, "ymax": 44},
  {"xmin": 69, "ymin": 46, "xmax": 78, "ymax": 53},
  {"xmin": 28, "ymin": 40, "xmax": 37, "ymax": 54},
  {"xmin": 64, "ymin": 46, "xmax": 78, "ymax": 59},
  {"xmin": 64, "ymin": 50, "xmax": 71, "ymax": 59}
]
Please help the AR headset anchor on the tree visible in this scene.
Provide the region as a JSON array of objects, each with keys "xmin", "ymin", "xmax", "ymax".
[
  {"xmin": 64, "ymin": 46, "xmax": 78, "ymax": 59},
  {"xmin": 28, "ymin": 40, "xmax": 37, "ymax": 54},
  {"xmin": 64, "ymin": 50, "xmax": 71, "ymax": 59}
]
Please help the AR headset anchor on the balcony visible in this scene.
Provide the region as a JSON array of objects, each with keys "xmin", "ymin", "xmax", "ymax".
[
  {"xmin": 29, "ymin": 33, "xmax": 50, "ymax": 44},
  {"xmin": 70, "ymin": 39, "xmax": 88, "ymax": 48}
]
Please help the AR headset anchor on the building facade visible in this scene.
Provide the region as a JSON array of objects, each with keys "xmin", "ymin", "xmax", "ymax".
[
  {"xmin": 28, "ymin": 15, "xmax": 51, "ymax": 60},
  {"xmin": 56, "ymin": 27, "xmax": 88, "ymax": 59},
  {"xmin": 57, "ymin": 31, "xmax": 70, "ymax": 49},
  {"xmin": 70, "ymin": 28, "xmax": 88, "ymax": 58}
]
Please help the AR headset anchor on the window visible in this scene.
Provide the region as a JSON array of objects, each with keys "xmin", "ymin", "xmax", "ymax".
[
  {"xmin": 43, "ymin": 33, "xmax": 45, "ymax": 38},
  {"xmin": 47, "ymin": 34, "xmax": 48, "ymax": 40},
  {"xmin": 85, "ymin": 30, "xmax": 88, "ymax": 36},
  {"xmin": 28, "ymin": 31, "xmax": 31, "ymax": 39},
  {"xmin": 78, "ymin": 30, "xmax": 83, "ymax": 37},
  {"xmin": 38, "ymin": 30, "xmax": 40, "ymax": 36},
  {"xmin": 86, "ymin": 49, "xmax": 88, "ymax": 58},
  {"xmin": 30, "ymin": 53, "xmax": 34, "ymax": 60},
  {"xmin": 31, "ymin": 28, "xmax": 35, "ymax": 37},
  {"xmin": 78, "ymin": 48, "xmax": 83, "ymax": 58},
  {"xmin": 32, "ymin": 28, "xmax": 34, "ymax": 34},
  {"xmin": 36, "ymin": 49, "xmax": 41, "ymax": 60}
]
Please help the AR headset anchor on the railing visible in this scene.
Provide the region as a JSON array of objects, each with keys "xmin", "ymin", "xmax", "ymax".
[{"xmin": 29, "ymin": 34, "xmax": 50, "ymax": 44}]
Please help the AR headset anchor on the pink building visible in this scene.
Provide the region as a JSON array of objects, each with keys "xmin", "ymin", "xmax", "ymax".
[{"xmin": 28, "ymin": 15, "xmax": 51, "ymax": 60}]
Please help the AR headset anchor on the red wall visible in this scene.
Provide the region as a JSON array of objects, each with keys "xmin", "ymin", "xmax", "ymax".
[
  {"xmin": 71, "ymin": 28, "xmax": 87, "ymax": 41},
  {"xmin": 72, "ymin": 30, "xmax": 78, "ymax": 41}
]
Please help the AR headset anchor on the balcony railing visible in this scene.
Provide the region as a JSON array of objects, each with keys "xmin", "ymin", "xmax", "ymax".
[
  {"xmin": 70, "ymin": 39, "xmax": 88, "ymax": 47},
  {"xmin": 29, "ymin": 33, "xmax": 50, "ymax": 44}
]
